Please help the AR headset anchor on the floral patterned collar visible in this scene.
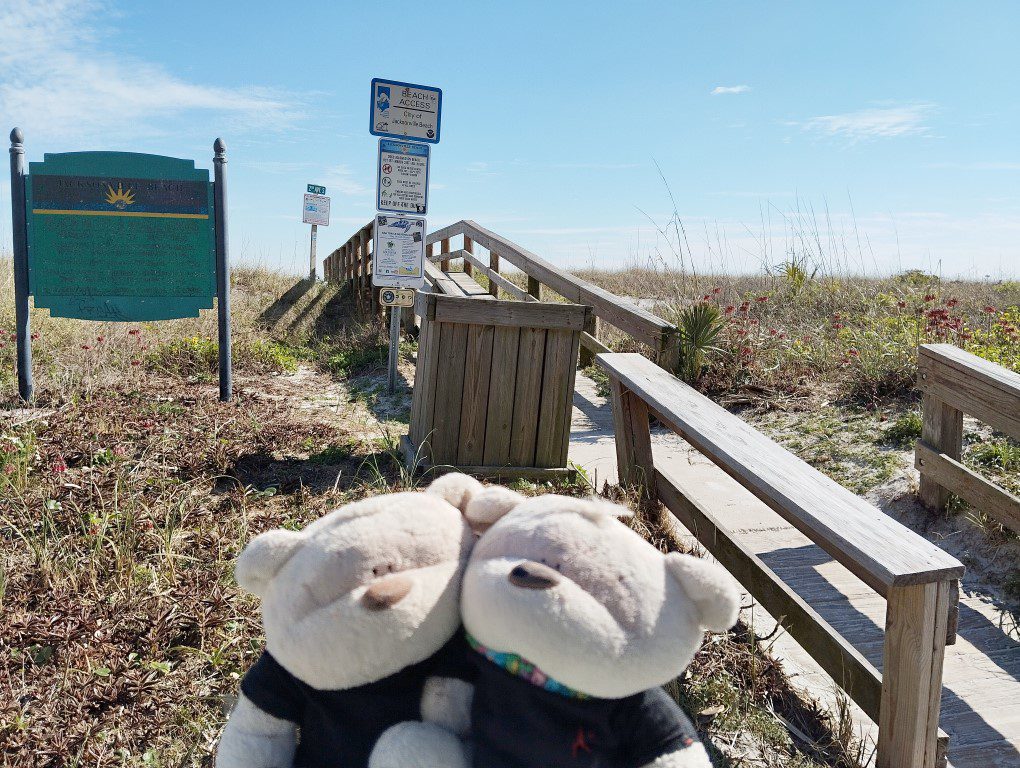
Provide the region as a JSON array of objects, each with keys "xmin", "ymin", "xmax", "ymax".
[{"xmin": 466, "ymin": 633, "xmax": 590, "ymax": 700}]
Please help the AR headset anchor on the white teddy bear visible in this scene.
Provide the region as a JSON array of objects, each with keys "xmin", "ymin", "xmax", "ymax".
[
  {"xmin": 374, "ymin": 488, "xmax": 740, "ymax": 768},
  {"xmin": 216, "ymin": 473, "xmax": 484, "ymax": 768}
]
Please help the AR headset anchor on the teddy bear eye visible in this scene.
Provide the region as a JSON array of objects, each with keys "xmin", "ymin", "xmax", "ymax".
[{"xmin": 554, "ymin": 563, "xmax": 562, "ymax": 572}]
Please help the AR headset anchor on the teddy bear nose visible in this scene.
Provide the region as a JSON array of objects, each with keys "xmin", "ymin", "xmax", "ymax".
[
  {"xmin": 361, "ymin": 575, "xmax": 413, "ymax": 610},
  {"xmin": 509, "ymin": 561, "xmax": 561, "ymax": 590}
]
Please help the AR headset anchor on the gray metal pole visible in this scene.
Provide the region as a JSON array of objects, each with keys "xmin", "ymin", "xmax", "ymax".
[
  {"xmin": 309, "ymin": 223, "xmax": 317, "ymax": 280},
  {"xmin": 213, "ymin": 138, "xmax": 232, "ymax": 402},
  {"xmin": 387, "ymin": 306, "xmax": 401, "ymax": 393},
  {"xmin": 9, "ymin": 128, "xmax": 33, "ymax": 402}
]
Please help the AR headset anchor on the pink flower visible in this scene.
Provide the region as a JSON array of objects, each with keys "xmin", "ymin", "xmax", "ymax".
[
  {"xmin": 96, "ymin": 336, "xmax": 105, "ymax": 343},
  {"xmin": 130, "ymin": 360, "xmax": 141, "ymax": 367},
  {"xmin": 756, "ymin": 295, "xmax": 769, "ymax": 303},
  {"xmin": 712, "ymin": 287, "xmax": 722, "ymax": 295},
  {"xmin": 923, "ymin": 294, "xmax": 936, "ymax": 303},
  {"xmin": 128, "ymin": 329, "xmax": 141, "ymax": 336},
  {"xmin": 30, "ymin": 332, "xmax": 40, "ymax": 340},
  {"xmin": 848, "ymin": 348, "xmax": 860, "ymax": 357},
  {"xmin": 724, "ymin": 305, "xmax": 735, "ymax": 314},
  {"xmin": 983, "ymin": 305, "xmax": 997, "ymax": 314},
  {"xmin": 51, "ymin": 458, "xmax": 67, "ymax": 474},
  {"xmin": 832, "ymin": 323, "xmax": 844, "ymax": 330},
  {"xmin": 945, "ymin": 298, "xmax": 959, "ymax": 308},
  {"xmin": 896, "ymin": 301, "xmax": 907, "ymax": 309},
  {"xmin": 81, "ymin": 344, "xmax": 91, "ymax": 351}
]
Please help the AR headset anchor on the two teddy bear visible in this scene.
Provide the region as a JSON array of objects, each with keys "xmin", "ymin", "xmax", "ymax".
[{"xmin": 216, "ymin": 474, "xmax": 739, "ymax": 768}]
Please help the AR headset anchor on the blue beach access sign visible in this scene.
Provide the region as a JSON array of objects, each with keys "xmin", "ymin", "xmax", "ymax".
[{"xmin": 370, "ymin": 78, "xmax": 442, "ymax": 144}]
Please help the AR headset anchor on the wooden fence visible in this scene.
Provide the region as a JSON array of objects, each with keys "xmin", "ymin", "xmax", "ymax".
[
  {"xmin": 323, "ymin": 218, "xmax": 680, "ymax": 370},
  {"xmin": 915, "ymin": 343, "xmax": 1020, "ymax": 533},
  {"xmin": 406, "ymin": 294, "xmax": 590, "ymax": 477},
  {"xmin": 598, "ymin": 352, "xmax": 965, "ymax": 768}
]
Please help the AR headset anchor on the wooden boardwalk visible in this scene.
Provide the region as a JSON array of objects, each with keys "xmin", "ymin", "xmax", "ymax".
[{"xmin": 568, "ymin": 372, "xmax": 1020, "ymax": 767}]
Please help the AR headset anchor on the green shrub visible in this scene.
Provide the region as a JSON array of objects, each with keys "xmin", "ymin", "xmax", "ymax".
[
  {"xmin": 326, "ymin": 343, "xmax": 388, "ymax": 377},
  {"xmin": 677, "ymin": 302, "xmax": 725, "ymax": 383},
  {"xmin": 884, "ymin": 411, "xmax": 922, "ymax": 447},
  {"xmin": 146, "ymin": 336, "xmax": 218, "ymax": 376}
]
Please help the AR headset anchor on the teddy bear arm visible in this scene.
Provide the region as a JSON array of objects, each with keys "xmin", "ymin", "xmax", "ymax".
[
  {"xmin": 216, "ymin": 692, "xmax": 298, "ymax": 768},
  {"xmin": 639, "ymin": 742, "xmax": 712, "ymax": 768},
  {"xmin": 419, "ymin": 675, "xmax": 474, "ymax": 736}
]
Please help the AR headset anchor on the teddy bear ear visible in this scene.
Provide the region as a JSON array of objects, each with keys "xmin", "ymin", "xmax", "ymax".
[
  {"xmin": 425, "ymin": 472, "xmax": 485, "ymax": 514},
  {"xmin": 235, "ymin": 528, "xmax": 304, "ymax": 598},
  {"xmin": 665, "ymin": 552, "xmax": 741, "ymax": 632},
  {"xmin": 464, "ymin": 487, "xmax": 527, "ymax": 533}
]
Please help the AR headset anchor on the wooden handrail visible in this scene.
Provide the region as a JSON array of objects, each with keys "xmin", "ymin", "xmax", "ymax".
[
  {"xmin": 427, "ymin": 220, "xmax": 678, "ymax": 356},
  {"xmin": 916, "ymin": 344, "xmax": 1020, "ymax": 533},
  {"xmin": 327, "ymin": 218, "xmax": 681, "ymax": 369},
  {"xmin": 598, "ymin": 351, "xmax": 962, "ymax": 768}
]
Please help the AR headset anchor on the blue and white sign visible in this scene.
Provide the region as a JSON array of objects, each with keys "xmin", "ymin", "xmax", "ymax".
[
  {"xmin": 377, "ymin": 139, "xmax": 430, "ymax": 215},
  {"xmin": 302, "ymin": 193, "xmax": 330, "ymax": 226},
  {"xmin": 370, "ymin": 78, "xmax": 442, "ymax": 144}
]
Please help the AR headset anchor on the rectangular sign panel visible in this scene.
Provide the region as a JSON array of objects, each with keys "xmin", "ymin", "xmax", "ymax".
[
  {"xmin": 372, "ymin": 215, "xmax": 425, "ymax": 289},
  {"xmin": 307, "ymin": 184, "xmax": 326, "ymax": 195},
  {"xmin": 377, "ymin": 139, "xmax": 429, "ymax": 215},
  {"xmin": 370, "ymin": 78, "xmax": 442, "ymax": 144},
  {"xmin": 302, "ymin": 193, "xmax": 330, "ymax": 226},
  {"xmin": 25, "ymin": 151, "xmax": 216, "ymax": 321}
]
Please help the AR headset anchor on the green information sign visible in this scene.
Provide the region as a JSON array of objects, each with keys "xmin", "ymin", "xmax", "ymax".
[{"xmin": 26, "ymin": 151, "xmax": 216, "ymax": 321}]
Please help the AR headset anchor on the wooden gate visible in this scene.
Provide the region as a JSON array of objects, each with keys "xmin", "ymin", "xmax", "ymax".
[{"xmin": 405, "ymin": 294, "xmax": 592, "ymax": 478}]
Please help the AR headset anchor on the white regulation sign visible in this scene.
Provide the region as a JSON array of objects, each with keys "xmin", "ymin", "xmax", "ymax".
[
  {"xmin": 302, "ymin": 193, "xmax": 330, "ymax": 226},
  {"xmin": 372, "ymin": 215, "xmax": 426, "ymax": 289},
  {"xmin": 377, "ymin": 139, "xmax": 430, "ymax": 215}
]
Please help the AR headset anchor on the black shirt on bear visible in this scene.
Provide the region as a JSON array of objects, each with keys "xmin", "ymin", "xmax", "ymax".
[
  {"xmin": 470, "ymin": 653, "xmax": 699, "ymax": 768},
  {"xmin": 240, "ymin": 632, "xmax": 473, "ymax": 768}
]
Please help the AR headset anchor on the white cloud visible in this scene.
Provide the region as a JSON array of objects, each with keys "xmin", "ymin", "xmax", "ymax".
[
  {"xmin": 801, "ymin": 103, "xmax": 937, "ymax": 142},
  {"xmin": 321, "ymin": 164, "xmax": 369, "ymax": 196},
  {"xmin": 0, "ymin": 0, "xmax": 303, "ymax": 143},
  {"xmin": 711, "ymin": 85, "xmax": 750, "ymax": 95}
]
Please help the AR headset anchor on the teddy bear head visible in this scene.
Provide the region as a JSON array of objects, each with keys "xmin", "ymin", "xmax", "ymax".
[
  {"xmin": 235, "ymin": 473, "xmax": 482, "ymax": 690},
  {"xmin": 461, "ymin": 490, "xmax": 740, "ymax": 699}
]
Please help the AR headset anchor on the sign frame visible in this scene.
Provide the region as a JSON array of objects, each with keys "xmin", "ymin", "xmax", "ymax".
[
  {"xmin": 372, "ymin": 214, "xmax": 426, "ymax": 290},
  {"xmin": 370, "ymin": 78, "xmax": 442, "ymax": 144},
  {"xmin": 302, "ymin": 192, "xmax": 330, "ymax": 226},
  {"xmin": 376, "ymin": 138, "xmax": 430, "ymax": 216},
  {"xmin": 7, "ymin": 130, "xmax": 233, "ymax": 402}
]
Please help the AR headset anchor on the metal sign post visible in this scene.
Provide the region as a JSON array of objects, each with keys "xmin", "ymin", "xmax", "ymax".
[
  {"xmin": 309, "ymin": 224, "xmax": 318, "ymax": 280},
  {"xmin": 8, "ymin": 128, "xmax": 33, "ymax": 402},
  {"xmin": 213, "ymin": 139, "xmax": 232, "ymax": 402}
]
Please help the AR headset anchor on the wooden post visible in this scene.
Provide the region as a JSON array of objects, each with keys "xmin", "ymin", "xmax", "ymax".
[
  {"xmin": 609, "ymin": 377, "xmax": 656, "ymax": 503},
  {"xmin": 579, "ymin": 312, "xmax": 597, "ymax": 368},
  {"xmin": 527, "ymin": 275, "xmax": 541, "ymax": 300},
  {"xmin": 489, "ymin": 251, "xmax": 500, "ymax": 297},
  {"xmin": 212, "ymin": 138, "xmax": 232, "ymax": 402},
  {"xmin": 877, "ymin": 580, "xmax": 951, "ymax": 768},
  {"xmin": 360, "ymin": 229, "xmax": 369, "ymax": 302},
  {"xmin": 656, "ymin": 331, "xmax": 680, "ymax": 373},
  {"xmin": 440, "ymin": 237, "xmax": 450, "ymax": 271},
  {"xmin": 8, "ymin": 128, "xmax": 33, "ymax": 402},
  {"xmin": 918, "ymin": 393, "xmax": 963, "ymax": 510},
  {"xmin": 463, "ymin": 236, "xmax": 473, "ymax": 276}
]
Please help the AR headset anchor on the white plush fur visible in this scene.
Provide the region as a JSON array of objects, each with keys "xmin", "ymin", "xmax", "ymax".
[
  {"xmin": 642, "ymin": 742, "xmax": 712, "ymax": 767},
  {"xmin": 216, "ymin": 693, "xmax": 297, "ymax": 768},
  {"xmin": 218, "ymin": 475, "xmax": 482, "ymax": 768},
  {"xmin": 253, "ymin": 489, "xmax": 474, "ymax": 689},
  {"xmin": 369, "ymin": 722, "xmax": 471, "ymax": 768},
  {"xmin": 462, "ymin": 494, "xmax": 741, "ymax": 699}
]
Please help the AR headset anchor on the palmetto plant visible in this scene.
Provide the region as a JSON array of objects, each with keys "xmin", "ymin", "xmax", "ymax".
[{"xmin": 677, "ymin": 302, "xmax": 725, "ymax": 383}]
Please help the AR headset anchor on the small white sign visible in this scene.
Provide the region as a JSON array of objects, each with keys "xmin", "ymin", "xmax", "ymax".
[
  {"xmin": 377, "ymin": 139, "xmax": 430, "ymax": 215},
  {"xmin": 302, "ymin": 193, "xmax": 330, "ymax": 226},
  {"xmin": 379, "ymin": 288, "xmax": 416, "ymax": 307},
  {"xmin": 372, "ymin": 215, "xmax": 426, "ymax": 289},
  {"xmin": 370, "ymin": 78, "xmax": 442, "ymax": 144}
]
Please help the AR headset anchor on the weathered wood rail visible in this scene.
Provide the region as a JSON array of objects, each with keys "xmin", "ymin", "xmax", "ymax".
[
  {"xmin": 598, "ymin": 352, "xmax": 966, "ymax": 768},
  {"xmin": 915, "ymin": 343, "xmax": 1020, "ymax": 534},
  {"xmin": 323, "ymin": 218, "xmax": 681, "ymax": 370}
]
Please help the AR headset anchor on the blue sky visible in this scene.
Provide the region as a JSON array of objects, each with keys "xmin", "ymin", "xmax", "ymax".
[{"xmin": 2, "ymin": 0, "xmax": 1018, "ymax": 278}]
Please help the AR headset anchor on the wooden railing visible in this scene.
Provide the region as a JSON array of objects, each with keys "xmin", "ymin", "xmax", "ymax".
[
  {"xmin": 598, "ymin": 352, "xmax": 965, "ymax": 768},
  {"xmin": 324, "ymin": 219, "xmax": 681, "ymax": 370},
  {"xmin": 916, "ymin": 344, "xmax": 1020, "ymax": 533}
]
